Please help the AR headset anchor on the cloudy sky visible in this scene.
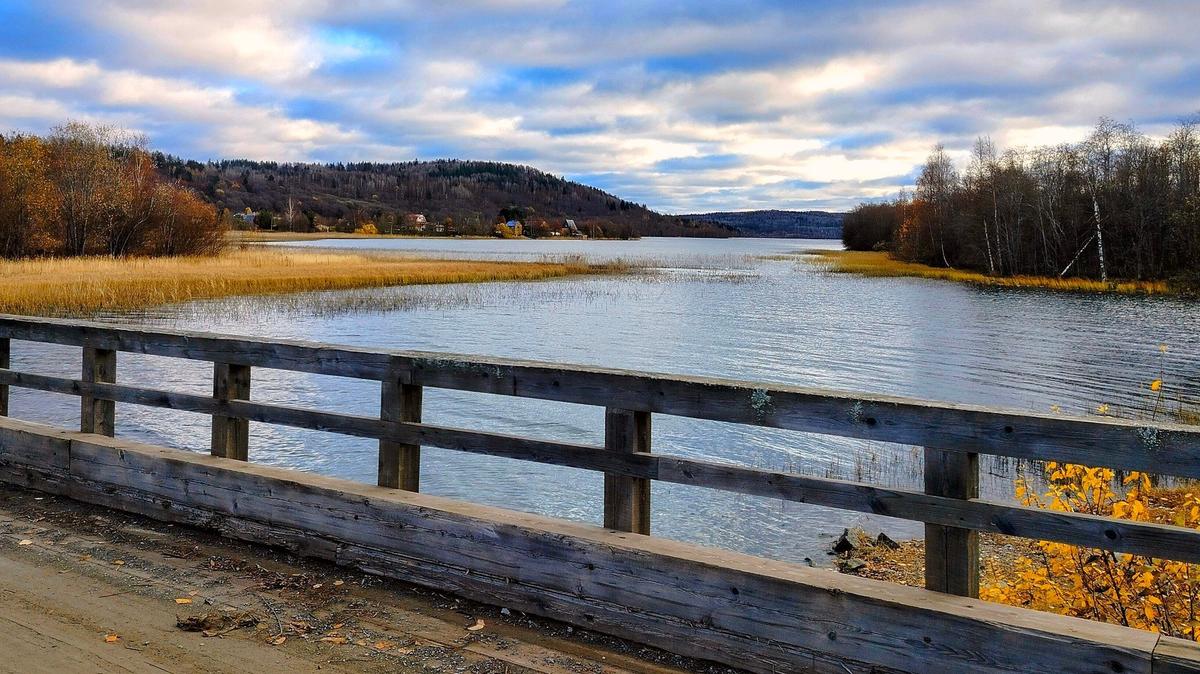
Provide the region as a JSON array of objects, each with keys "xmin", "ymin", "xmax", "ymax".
[{"xmin": 0, "ymin": 1, "xmax": 1197, "ymax": 212}]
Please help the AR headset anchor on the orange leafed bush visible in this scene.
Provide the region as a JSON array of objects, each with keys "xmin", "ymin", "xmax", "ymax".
[
  {"xmin": 982, "ymin": 463, "xmax": 1200, "ymax": 639},
  {"xmin": 0, "ymin": 121, "xmax": 225, "ymax": 259}
]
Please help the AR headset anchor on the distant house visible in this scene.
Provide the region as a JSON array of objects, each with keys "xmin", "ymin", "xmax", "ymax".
[
  {"xmin": 403, "ymin": 213, "xmax": 427, "ymax": 232},
  {"xmin": 563, "ymin": 219, "xmax": 584, "ymax": 237},
  {"xmin": 232, "ymin": 211, "xmax": 258, "ymax": 226},
  {"xmin": 495, "ymin": 220, "xmax": 524, "ymax": 238}
]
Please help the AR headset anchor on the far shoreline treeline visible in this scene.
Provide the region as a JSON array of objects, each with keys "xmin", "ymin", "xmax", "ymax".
[
  {"xmin": 1, "ymin": 121, "xmax": 736, "ymax": 259},
  {"xmin": 841, "ymin": 117, "xmax": 1200, "ymax": 289}
]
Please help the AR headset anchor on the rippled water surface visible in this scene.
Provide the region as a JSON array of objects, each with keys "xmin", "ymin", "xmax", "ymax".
[{"xmin": 7, "ymin": 237, "xmax": 1198, "ymax": 562}]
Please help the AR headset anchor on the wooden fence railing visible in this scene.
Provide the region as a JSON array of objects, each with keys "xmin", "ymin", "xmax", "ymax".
[{"xmin": 2, "ymin": 313, "xmax": 1200, "ymax": 598}]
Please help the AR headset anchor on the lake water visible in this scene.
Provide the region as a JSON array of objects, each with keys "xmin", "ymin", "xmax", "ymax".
[{"xmin": 6, "ymin": 237, "xmax": 1198, "ymax": 563}]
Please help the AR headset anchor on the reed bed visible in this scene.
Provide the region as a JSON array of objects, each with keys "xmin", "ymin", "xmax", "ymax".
[
  {"xmin": 0, "ymin": 249, "xmax": 610, "ymax": 316},
  {"xmin": 228, "ymin": 231, "xmax": 493, "ymax": 243},
  {"xmin": 805, "ymin": 249, "xmax": 1171, "ymax": 295}
]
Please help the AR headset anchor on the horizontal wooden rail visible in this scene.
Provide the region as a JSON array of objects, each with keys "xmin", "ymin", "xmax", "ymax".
[
  {"xmin": 6, "ymin": 312, "xmax": 1200, "ymax": 607},
  {"xmin": 2, "ymin": 314, "xmax": 1199, "ymax": 480},
  {"xmin": 6, "ymin": 416, "xmax": 1189, "ymax": 674},
  {"xmin": 3, "ymin": 366, "xmax": 1200, "ymax": 564}
]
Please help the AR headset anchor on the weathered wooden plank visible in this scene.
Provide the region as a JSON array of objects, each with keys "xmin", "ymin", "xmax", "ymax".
[
  {"xmin": 211, "ymin": 362, "xmax": 251, "ymax": 460},
  {"xmin": 603, "ymin": 408, "xmax": 650, "ymax": 533},
  {"xmin": 1154, "ymin": 637, "xmax": 1200, "ymax": 674},
  {"xmin": 59, "ymin": 433, "xmax": 1158, "ymax": 674},
  {"xmin": 379, "ymin": 359, "xmax": 421, "ymax": 490},
  {"xmin": 399, "ymin": 353, "xmax": 1200, "ymax": 479},
  {"xmin": 0, "ymin": 314, "xmax": 391, "ymax": 380},
  {"xmin": 0, "ymin": 416, "xmax": 72, "ymax": 471},
  {"xmin": 3, "ymin": 370, "xmax": 1200, "ymax": 565},
  {"xmin": 80, "ymin": 347, "xmax": 115, "ymax": 436},
  {"xmin": 0, "ymin": 337, "xmax": 8, "ymax": 416},
  {"xmin": 924, "ymin": 448, "xmax": 980, "ymax": 597},
  {"xmin": 0, "ymin": 417, "xmax": 74, "ymax": 494},
  {"xmin": 3, "ymin": 314, "xmax": 1199, "ymax": 479}
]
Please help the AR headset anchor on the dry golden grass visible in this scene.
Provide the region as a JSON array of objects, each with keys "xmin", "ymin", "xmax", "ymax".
[
  {"xmin": 0, "ymin": 249, "xmax": 605, "ymax": 316},
  {"xmin": 227, "ymin": 231, "xmax": 493, "ymax": 243},
  {"xmin": 806, "ymin": 249, "xmax": 1171, "ymax": 295}
]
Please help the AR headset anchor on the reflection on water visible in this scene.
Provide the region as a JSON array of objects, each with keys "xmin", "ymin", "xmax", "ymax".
[{"xmin": 6, "ymin": 237, "xmax": 1198, "ymax": 563}]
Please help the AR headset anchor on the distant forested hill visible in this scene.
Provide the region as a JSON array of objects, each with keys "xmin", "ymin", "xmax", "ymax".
[
  {"xmin": 153, "ymin": 156, "xmax": 736, "ymax": 238},
  {"xmin": 682, "ymin": 210, "xmax": 844, "ymax": 238}
]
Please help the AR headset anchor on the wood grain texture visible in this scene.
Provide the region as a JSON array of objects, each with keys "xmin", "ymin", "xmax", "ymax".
[
  {"xmin": 603, "ymin": 408, "xmax": 650, "ymax": 534},
  {"xmin": 0, "ymin": 337, "xmax": 8, "ymax": 417},
  {"xmin": 211, "ymin": 362, "xmax": 251, "ymax": 460},
  {"xmin": 54, "ymin": 429, "xmax": 1168, "ymax": 673},
  {"xmin": 1155, "ymin": 638, "xmax": 1200, "ymax": 674},
  {"xmin": 924, "ymin": 448, "xmax": 980, "ymax": 597},
  {"xmin": 79, "ymin": 347, "xmax": 115, "ymax": 436},
  {"xmin": 2, "ymin": 367, "xmax": 1200, "ymax": 564},
  {"xmin": 379, "ymin": 359, "xmax": 421, "ymax": 490},
  {"xmin": 3, "ymin": 314, "xmax": 1199, "ymax": 479}
]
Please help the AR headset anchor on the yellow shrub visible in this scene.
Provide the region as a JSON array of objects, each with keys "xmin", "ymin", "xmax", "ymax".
[{"xmin": 982, "ymin": 463, "xmax": 1200, "ymax": 639}]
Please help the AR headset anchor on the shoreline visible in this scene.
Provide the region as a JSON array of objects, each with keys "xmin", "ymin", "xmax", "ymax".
[
  {"xmin": 804, "ymin": 249, "xmax": 1173, "ymax": 295},
  {"xmin": 229, "ymin": 231, "xmax": 639, "ymax": 243},
  {"xmin": 229, "ymin": 231, "xmax": 495, "ymax": 243},
  {"xmin": 0, "ymin": 249, "xmax": 616, "ymax": 316}
]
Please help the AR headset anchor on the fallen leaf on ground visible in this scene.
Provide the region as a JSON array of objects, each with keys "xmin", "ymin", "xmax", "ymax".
[
  {"xmin": 373, "ymin": 640, "xmax": 395, "ymax": 650},
  {"xmin": 467, "ymin": 618, "xmax": 485, "ymax": 631},
  {"xmin": 333, "ymin": 580, "xmax": 344, "ymax": 586},
  {"xmin": 176, "ymin": 612, "xmax": 258, "ymax": 636},
  {"xmin": 18, "ymin": 540, "xmax": 32, "ymax": 546},
  {"xmin": 112, "ymin": 560, "xmax": 125, "ymax": 566},
  {"xmin": 320, "ymin": 636, "xmax": 348, "ymax": 645},
  {"xmin": 174, "ymin": 598, "xmax": 192, "ymax": 605},
  {"xmin": 104, "ymin": 634, "xmax": 119, "ymax": 643},
  {"xmin": 311, "ymin": 583, "xmax": 323, "ymax": 589},
  {"xmin": 271, "ymin": 636, "xmax": 287, "ymax": 646}
]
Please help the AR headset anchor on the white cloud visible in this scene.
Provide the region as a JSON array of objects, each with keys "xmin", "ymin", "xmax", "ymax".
[
  {"xmin": 2, "ymin": 0, "xmax": 1198, "ymax": 210},
  {"xmin": 0, "ymin": 57, "xmax": 360, "ymax": 160},
  {"xmin": 82, "ymin": 0, "xmax": 329, "ymax": 82}
]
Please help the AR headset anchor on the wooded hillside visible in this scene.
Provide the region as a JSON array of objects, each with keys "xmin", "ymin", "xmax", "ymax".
[
  {"xmin": 682, "ymin": 210, "xmax": 843, "ymax": 238},
  {"xmin": 157, "ymin": 156, "xmax": 736, "ymax": 238}
]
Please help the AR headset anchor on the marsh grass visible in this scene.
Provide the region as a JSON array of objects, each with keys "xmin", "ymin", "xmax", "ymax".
[
  {"xmin": 0, "ymin": 249, "xmax": 614, "ymax": 316},
  {"xmin": 804, "ymin": 249, "xmax": 1171, "ymax": 295},
  {"xmin": 228, "ymin": 231, "xmax": 494, "ymax": 243}
]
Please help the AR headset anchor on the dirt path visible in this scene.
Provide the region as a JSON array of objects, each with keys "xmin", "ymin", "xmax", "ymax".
[{"xmin": 0, "ymin": 486, "xmax": 737, "ymax": 674}]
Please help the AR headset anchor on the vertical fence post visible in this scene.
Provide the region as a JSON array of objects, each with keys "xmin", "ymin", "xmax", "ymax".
[
  {"xmin": 379, "ymin": 363, "xmax": 422, "ymax": 490},
  {"xmin": 924, "ymin": 447, "xmax": 979, "ymax": 597},
  {"xmin": 603, "ymin": 408, "xmax": 651, "ymax": 534},
  {"xmin": 211, "ymin": 363, "xmax": 251, "ymax": 460},
  {"xmin": 81, "ymin": 347, "xmax": 116, "ymax": 436},
  {"xmin": 0, "ymin": 337, "xmax": 9, "ymax": 417}
]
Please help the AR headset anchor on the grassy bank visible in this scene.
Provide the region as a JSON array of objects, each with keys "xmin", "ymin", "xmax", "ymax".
[
  {"xmin": 228, "ymin": 231, "xmax": 494, "ymax": 243},
  {"xmin": 805, "ymin": 249, "xmax": 1171, "ymax": 295},
  {"xmin": 0, "ymin": 249, "xmax": 607, "ymax": 316}
]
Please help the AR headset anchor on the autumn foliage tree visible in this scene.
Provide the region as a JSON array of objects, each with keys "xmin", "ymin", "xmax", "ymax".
[
  {"xmin": 841, "ymin": 117, "xmax": 1200, "ymax": 285},
  {"xmin": 0, "ymin": 122, "xmax": 225, "ymax": 259}
]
